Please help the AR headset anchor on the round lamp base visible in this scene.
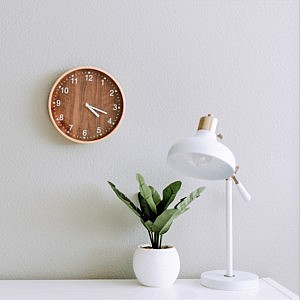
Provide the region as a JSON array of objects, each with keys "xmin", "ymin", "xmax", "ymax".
[{"xmin": 201, "ymin": 270, "xmax": 259, "ymax": 291}]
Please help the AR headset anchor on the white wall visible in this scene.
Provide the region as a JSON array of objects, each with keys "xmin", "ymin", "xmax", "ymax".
[{"xmin": 0, "ymin": 0, "xmax": 299, "ymax": 293}]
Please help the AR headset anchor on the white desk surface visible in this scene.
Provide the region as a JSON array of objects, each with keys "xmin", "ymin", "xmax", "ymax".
[{"xmin": 0, "ymin": 278, "xmax": 298, "ymax": 300}]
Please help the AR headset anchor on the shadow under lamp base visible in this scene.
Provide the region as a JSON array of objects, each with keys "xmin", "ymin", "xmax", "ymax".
[{"xmin": 201, "ymin": 270, "xmax": 259, "ymax": 291}]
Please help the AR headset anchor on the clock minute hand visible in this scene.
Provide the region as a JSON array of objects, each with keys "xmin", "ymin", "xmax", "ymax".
[
  {"xmin": 87, "ymin": 104, "xmax": 108, "ymax": 115},
  {"xmin": 85, "ymin": 103, "xmax": 100, "ymax": 117}
]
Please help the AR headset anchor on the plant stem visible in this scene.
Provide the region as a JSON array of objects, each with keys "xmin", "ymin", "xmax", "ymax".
[
  {"xmin": 147, "ymin": 231, "xmax": 150, "ymax": 240},
  {"xmin": 159, "ymin": 235, "xmax": 162, "ymax": 248},
  {"xmin": 151, "ymin": 232, "xmax": 159, "ymax": 249},
  {"xmin": 147, "ymin": 230, "xmax": 153, "ymax": 246}
]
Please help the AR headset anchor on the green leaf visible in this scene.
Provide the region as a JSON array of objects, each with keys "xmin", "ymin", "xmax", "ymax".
[
  {"xmin": 108, "ymin": 181, "xmax": 143, "ymax": 218},
  {"xmin": 175, "ymin": 186, "xmax": 205, "ymax": 212},
  {"xmin": 151, "ymin": 209, "xmax": 180, "ymax": 235},
  {"xmin": 136, "ymin": 174, "xmax": 156, "ymax": 214},
  {"xmin": 141, "ymin": 220, "xmax": 153, "ymax": 232},
  {"xmin": 149, "ymin": 186, "xmax": 161, "ymax": 205},
  {"xmin": 180, "ymin": 207, "xmax": 190, "ymax": 215},
  {"xmin": 157, "ymin": 181, "xmax": 182, "ymax": 214},
  {"xmin": 138, "ymin": 193, "xmax": 156, "ymax": 221}
]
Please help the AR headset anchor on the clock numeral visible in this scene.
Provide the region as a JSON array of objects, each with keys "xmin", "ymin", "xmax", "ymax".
[
  {"xmin": 59, "ymin": 114, "xmax": 64, "ymax": 121},
  {"xmin": 85, "ymin": 74, "xmax": 93, "ymax": 81},
  {"xmin": 101, "ymin": 79, "xmax": 105, "ymax": 86},
  {"xmin": 112, "ymin": 104, "xmax": 118, "ymax": 110},
  {"xmin": 71, "ymin": 77, "xmax": 77, "ymax": 84},
  {"xmin": 97, "ymin": 127, "xmax": 101, "ymax": 134},
  {"xmin": 82, "ymin": 129, "xmax": 87, "ymax": 136},
  {"xmin": 56, "ymin": 99, "xmax": 61, "ymax": 107},
  {"xmin": 107, "ymin": 118, "xmax": 112, "ymax": 124},
  {"xmin": 60, "ymin": 87, "xmax": 69, "ymax": 94},
  {"xmin": 69, "ymin": 124, "xmax": 73, "ymax": 131},
  {"xmin": 109, "ymin": 90, "xmax": 114, "ymax": 96}
]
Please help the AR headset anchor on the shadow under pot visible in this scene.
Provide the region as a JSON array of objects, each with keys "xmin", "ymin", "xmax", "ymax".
[{"xmin": 133, "ymin": 244, "xmax": 180, "ymax": 287}]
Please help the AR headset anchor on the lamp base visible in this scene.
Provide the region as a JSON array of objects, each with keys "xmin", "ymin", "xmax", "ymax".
[{"xmin": 201, "ymin": 270, "xmax": 259, "ymax": 291}]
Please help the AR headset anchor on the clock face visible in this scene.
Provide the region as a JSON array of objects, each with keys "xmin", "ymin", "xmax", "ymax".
[{"xmin": 48, "ymin": 66, "xmax": 125, "ymax": 143}]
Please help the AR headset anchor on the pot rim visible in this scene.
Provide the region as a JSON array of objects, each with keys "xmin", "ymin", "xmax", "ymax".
[{"xmin": 137, "ymin": 244, "xmax": 175, "ymax": 250}]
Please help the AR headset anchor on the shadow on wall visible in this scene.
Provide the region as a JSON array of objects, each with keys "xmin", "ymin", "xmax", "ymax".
[
  {"xmin": 62, "ymin": 186, "xmax": 137, "ymax": 278},
  {"xmin": 22, "ymin": 184, "xmax": 139, "ymax": 279}
]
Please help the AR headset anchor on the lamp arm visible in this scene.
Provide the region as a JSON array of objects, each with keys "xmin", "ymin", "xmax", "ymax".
[{"xmin": 231, "ymin": 175, "xmax": 251, "ymax": 202}]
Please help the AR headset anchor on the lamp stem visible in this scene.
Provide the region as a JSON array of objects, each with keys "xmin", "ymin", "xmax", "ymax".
[{"xmin": 225, "ymin": 178, "xmax": 234, "ymax": 277}]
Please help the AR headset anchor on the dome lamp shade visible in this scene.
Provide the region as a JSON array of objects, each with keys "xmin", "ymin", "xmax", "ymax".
[{"xmin": 167, "ymin": 115, "xmax": 236, "ymax": 180}]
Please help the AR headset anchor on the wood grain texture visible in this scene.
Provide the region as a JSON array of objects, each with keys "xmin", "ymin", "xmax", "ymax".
[{"xmin": 48, "ymin": 66, "xmax": 125, "ymax": 143}]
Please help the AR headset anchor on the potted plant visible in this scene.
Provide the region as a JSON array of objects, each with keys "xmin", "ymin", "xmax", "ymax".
[{"xmin": 108, "ymin": 174, "xmax": 205, "ymax": 287}]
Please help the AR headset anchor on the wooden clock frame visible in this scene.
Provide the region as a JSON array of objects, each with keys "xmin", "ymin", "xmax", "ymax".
[{"xmin": 48, "ymin": 66, "xmax": 125, "ymax": 144}]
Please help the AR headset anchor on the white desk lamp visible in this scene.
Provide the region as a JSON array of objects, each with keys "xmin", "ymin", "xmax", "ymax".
[{"xmin": 167, "ymin": 114, "xmax": 259, "ymax": 291}]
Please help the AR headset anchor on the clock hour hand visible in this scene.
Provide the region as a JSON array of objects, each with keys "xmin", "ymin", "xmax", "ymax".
[
  {"xmin": 85, "ymin": 103, "xmax": 100, "ymax": 117},
  {"xmin": 87, "ymin": 104, "xmax": 108, "ymax": 115}
]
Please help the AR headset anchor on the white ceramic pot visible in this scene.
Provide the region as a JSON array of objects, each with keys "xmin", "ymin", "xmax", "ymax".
[{"xmin": 133, "ymin": 244, "xmax": 180, "ymax": 287}]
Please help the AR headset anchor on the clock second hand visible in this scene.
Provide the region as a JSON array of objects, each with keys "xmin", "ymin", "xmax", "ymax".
[{"xmin": 85, "ymin": 103, "xmax": 100, "ymax": 117}]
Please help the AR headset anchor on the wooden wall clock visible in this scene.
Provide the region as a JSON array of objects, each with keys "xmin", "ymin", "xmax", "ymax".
[{"xmin": 48, "ymin": 66, "xmax": 125, "ymax": 143}]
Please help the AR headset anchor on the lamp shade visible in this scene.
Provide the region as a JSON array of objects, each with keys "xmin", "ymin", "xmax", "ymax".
[{"xmin": 167, "ymin": 130, "xmax": 236, "ymax": 180}]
